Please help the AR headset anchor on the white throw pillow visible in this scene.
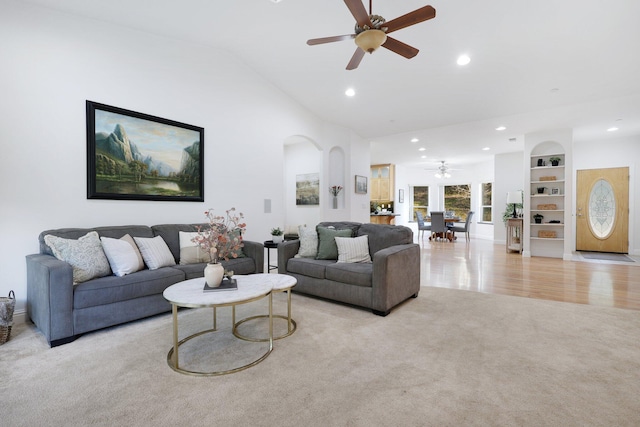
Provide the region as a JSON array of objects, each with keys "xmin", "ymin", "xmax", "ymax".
[
  {"xmin": 44, "ymin": 231, "xmax": 111, "ymax": 283},
  {"xmin": 335, "ymin": 235, "xmax": 372, "ymax": 264},
  {"xmin": 178, "ymin": 231, "xmax": 210, "ymax": 264},
  {"xmin": 100, "ymin": 236, "xmax": 142, "ymax": 277},
  {"xmin": 295, "ymin": 225, "xmax": 318, "ymax": 258},
  {"xmin": 134, "ymin": 236, "xmax": 176, "ymax": 270},
  {"xmin": 119, "ymin": 234, "xmax": 145, "ymax": 271}
]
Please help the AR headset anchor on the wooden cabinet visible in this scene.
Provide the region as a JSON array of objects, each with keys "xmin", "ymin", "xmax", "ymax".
[
  {"xmin": 506, "ymin": 218, "xmax": 523, "ymax": 253},
  {"xmin": 370, "ymin": 164, "xmax": 395, "ymax": 201}
]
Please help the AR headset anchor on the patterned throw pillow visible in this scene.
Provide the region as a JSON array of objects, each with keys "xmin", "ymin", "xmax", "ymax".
[
  {"xmin": 335, "ymin": 235, "xmax": 372, "ymax": 263},
  {"xmin": 295, "ymin": 225, "xmax": 318, "ymax": 258},
  {"xmin": 134, "ymin": 236, "xmax": 176, "ymax": 270},
  {"xmin": 44, "ymin": 231, "xmax": 111, "ymax": 283},
  {"xmin": 315, "ymin": 226, "xmax": 353, "ymax": 260}
]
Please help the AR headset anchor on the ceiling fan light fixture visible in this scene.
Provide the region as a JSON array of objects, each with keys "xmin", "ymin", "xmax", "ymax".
[{"xmin": 355, "ymin": 30, "xmax": 387, "ymax": 53}]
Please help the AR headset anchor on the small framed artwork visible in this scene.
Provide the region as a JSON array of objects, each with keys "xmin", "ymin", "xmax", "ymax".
[
  {"xmin": 551, "ymin": 188, "xmax": 560, "ymax": 195},
  {"xmin": 398, "ymin": 189, "xmax": 404, "ymax": 203},
  {"xmin": 355, "ymin": 175, "xmax": 368, "ymax": 194},
  {"xmin": 86, "ymin": 101, "xmax": 204, "ymax": 202}
]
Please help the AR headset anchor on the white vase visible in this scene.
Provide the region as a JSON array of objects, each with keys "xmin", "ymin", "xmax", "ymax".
[
  {"xmin": 332, "ymin": 196, "xmax": 338, "ymax": 209},
  {"xmin": 272, "ymin": 235, "xmax": 283, "ymax": 244},
  {"xmin": 204, "ymin": 263, "xmax": 224, "ymax": 288}
]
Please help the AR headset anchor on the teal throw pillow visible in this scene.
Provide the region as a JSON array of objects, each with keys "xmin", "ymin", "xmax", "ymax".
[{"xmin": 315, "ymin": 226, "xmax": 353, "ymax": 260}]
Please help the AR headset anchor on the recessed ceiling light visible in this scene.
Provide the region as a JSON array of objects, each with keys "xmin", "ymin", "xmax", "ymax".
[
  {"xmin": 607, "ymin": 127, "xmax": 619, "ymax": 132},
  {"xmin": 345, "ymin": 88, "xmax": 355, "ymax": 97},
  {"xmin": 457, "ymin": 54, "xmax": 471, "ymax": 66},
  {"xmin": 482, "ymin": 147, "xmax": 490, "ymax": 151},
  {"xmin": 411, "ymin": 138, "xmax": 419, "ymax": 143},
  {"xmin": 421, "ymin": 155, "xmax": 427, "ymax": 159},
  {"xmin": 418, "ymin": 147, "xmax": 426, "ymax": 151},
  {"xmin": 270, "ymin": 0, "xmax": 283, "ymax": 3},
  {"xmin": 495, "ymin": 126, "xmax": 506, "ymax": 131}
]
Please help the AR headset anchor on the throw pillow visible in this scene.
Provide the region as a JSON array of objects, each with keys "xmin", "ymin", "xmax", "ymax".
[
  {"xmin": 218, "ymin": 228, "xmax": 246, "ymax": 260},
  {"xmin": 44, "ymin": 231, "xmax": 111, "ymax": 283},
  {"xmin": 335, "ymin": 235, "xmax": 372, "ymax": 264},
  {"xmin": 295, "ymin": 225, "xmax": 318, "ymax": 258},
  {"xmin": 120, "ymin": 234, "xmax": 145, "ymax": 271},
  {"xmin": 178, "ymin": 231, "xmax": 210, "ymax": 265},
  {"xmin": 315, "ymin": 226, "xmax": 353, "ymax": 260},
  {"xmin": 100, "ymin": 236, "xmax": 142, "ymax": 277},
  {"xmin": 134, "ymin": 236, "xmax": 176, "ymax": 270}
]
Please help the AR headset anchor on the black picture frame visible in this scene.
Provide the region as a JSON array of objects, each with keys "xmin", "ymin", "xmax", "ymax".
[
  {"xmin": 355, "ymin": 175, "xmax": 368, "ymax": 194},
  {"xmin": 86, "ymin": 100, "xmax": 204, "ymax": 202}
]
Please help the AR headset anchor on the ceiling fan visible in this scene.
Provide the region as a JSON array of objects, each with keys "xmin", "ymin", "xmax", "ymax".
[
  {"xmin": 307, "ymin": 0, "xmax": 436, "ymax": 70},
  {"xmin": 426, "ymin": 161, "xmax": 454, "ymax": 179}
]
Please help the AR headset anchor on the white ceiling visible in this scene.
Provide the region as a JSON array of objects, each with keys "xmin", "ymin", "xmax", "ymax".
[{"xmin": 20, "ymin": 0, "xmax": 640, "ymax": 170}]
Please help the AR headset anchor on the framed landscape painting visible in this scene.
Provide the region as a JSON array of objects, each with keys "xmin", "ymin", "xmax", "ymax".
[
  {"xmin": 86, "ymin": 101, "xmax": 204, "ymax": 202},
  {"xmin": 355, "ymin": 175, "xmax": 368, "ymax": 194},
  {"xmin": 296, "ymin": 173, "xmax": 320, "ymax": 205}
]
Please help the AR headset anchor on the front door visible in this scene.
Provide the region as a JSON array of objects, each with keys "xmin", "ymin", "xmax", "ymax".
[{"xmin": 576, "ymin": 167, "xmax": 629, "ymax": 253}]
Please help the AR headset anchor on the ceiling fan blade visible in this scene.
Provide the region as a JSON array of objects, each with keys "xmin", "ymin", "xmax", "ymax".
[
  {"xmin": 383, "ymin": 5, "xmax": 436, "ymax": 34},
  {"xmin": 346, "ymin": 48, "xmax": 366, "ymax": 70},
  {"xmin": 382, "ymin": 37, "xmax": 419, "ymax": 58},
  {"xmin": 307, "ymin": 34, "xmax": 356, "ymax": 46},
  {"xmin": 344, "ymin": 0, "xmax": 373, "ymax": 28}
]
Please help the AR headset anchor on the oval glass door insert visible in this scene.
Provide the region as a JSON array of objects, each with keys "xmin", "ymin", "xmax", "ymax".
[{"xmin": 588, "ymin": 179, "xmax": 616, "ymax": 238}]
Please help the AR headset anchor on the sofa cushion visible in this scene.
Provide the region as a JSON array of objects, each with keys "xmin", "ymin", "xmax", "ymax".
[
  {"xmin": 335, "ymin": 235, "xmax": 372, "ymax": 264},
  {"xmin": 316, "ymin": 226, "xmax": 353, "ymax": 260},
  {"xmin": 100, "ymin": 235, "xmax": 144, "ymax": 277},
  {"xmin": 325, "ymin": 262, "xmax": 373, "ymax": 288},
  {"xmin": 44, "ymin": 231, "xmax": 111, "ymax": 284},
  {"xmin": 134, "ymin": 236, "xmax": 176, "ymax": 270},
  {"xmin": 287, "ymin": 258, "xmax": 335, "ymax": 279},
  {"xmin": 39, "ymin": 225, "xmax": 155, "ymax": 256},
  {"xmin": 73, "ymin": 267, "xmax": 185, "ymax": 309},
  {"xmin": 357, "ymin": 223, "xmax": 413, "ymax": 257},
  {"xmin": 152, "ymin": 224, "xmax": 203, "ymax": 263},
  {"xmin": 172, "ymin": 257, "xmax": 256, "ymax": 279}
]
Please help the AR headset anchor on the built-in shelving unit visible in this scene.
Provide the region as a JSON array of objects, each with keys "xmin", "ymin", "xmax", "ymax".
[{"xmin": 528, "ymin": 153, "xmax": 565, "ymax": 255}]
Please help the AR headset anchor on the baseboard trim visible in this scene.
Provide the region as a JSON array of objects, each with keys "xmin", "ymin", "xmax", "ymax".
[{"xmin": 13, "ymin": 309, "xmax": 27, "ymax": 325}]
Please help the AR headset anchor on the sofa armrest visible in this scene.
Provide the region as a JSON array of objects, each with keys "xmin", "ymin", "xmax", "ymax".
[
  {"xmin": 278, "ymin": 240, "xmax": 300, "ymax": 273},
  {"xmin": 26, "ymin": 254, "xmax": 75, "ymax": 345},
  {"xmin": 371, "ymin": 244, "xmax": 421, "ymax": 314},
  {"xmin": 242, "ymin": 240, "xmax": 264, "ymax": 273}
]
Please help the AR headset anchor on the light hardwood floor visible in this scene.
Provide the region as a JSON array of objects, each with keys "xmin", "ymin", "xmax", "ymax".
[{"xmin": 418, "ymin": 236, "xmax": 640, "ymax": 311}]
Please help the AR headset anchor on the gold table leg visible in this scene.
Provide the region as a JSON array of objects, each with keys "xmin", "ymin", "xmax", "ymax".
[{"xmin": 233, "ymin": 288, "xmax": 297, "ymax": 341}]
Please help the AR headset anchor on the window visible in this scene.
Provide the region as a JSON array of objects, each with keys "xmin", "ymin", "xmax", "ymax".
[
  {"xmin": 444, "ymin": 184, "xmax": 471, "ymax": 221},
  {"xmin": 481, "ymin": 182, "xmax": 493, "ymax": 222},
  {"xmin": 411, "ymin": 186, "xmax": 429, "ymax": 221}
]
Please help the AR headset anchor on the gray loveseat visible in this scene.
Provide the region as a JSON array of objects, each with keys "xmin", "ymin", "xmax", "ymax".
[
  {"xmin": 278, "ymin": 222, "xmax": 420, "ymax": 316},
  {"xmin": 26, "ymin": 224, "xmax": 263, "ymax": 347}
]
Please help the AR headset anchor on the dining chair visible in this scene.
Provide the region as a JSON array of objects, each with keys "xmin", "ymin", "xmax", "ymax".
[
  {"xmin": 450, "ymin": 211, "xmax": 474, "ymax": 241},
  {"xmin": 415, "ymin": 211, "xmax": 431, "ymax": 240},
  {"xmin": 429, "ymin": 211, "xmax": 449, "ymax": 241}
]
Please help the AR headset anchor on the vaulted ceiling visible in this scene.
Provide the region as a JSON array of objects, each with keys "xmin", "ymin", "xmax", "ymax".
[{"xmin": 20, "ymin": 0, "xmax": 640, "ymax": 170}]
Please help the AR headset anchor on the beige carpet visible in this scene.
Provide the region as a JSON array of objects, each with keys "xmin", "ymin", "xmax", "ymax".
[{"xmin": 2, "ymin": 287, "xmax": 640, "ymax": 427}]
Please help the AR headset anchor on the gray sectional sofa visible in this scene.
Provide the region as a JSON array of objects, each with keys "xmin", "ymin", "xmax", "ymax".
[
  {"xmin": 278, "ymin": 221, "xmax": 420, "ymax": 316},
  {"xmin": 26, "ymin": 224, "xmax": 263, "ymax": 346}
]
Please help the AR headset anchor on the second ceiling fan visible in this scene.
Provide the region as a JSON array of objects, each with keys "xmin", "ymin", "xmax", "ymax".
[{"xmin": 307, "ymin": 0, "xmax": 436, "ymax": 70}]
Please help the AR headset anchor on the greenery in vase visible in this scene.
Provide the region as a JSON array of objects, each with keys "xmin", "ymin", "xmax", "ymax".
[
  {"xmin": 271, "ymin": 227, "xmax": 283, "ymax": 236},
  {"xmin": 329, "ymin": 185, "xmax": 343, "ymax": 196},
  {"xmin": 192, "ymin": 208, "xmax": 246, "ymax": 263}
]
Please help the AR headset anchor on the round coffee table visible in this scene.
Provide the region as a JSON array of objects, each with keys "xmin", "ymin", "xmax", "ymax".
[
  {"xmin": 163, "ymin": 276, "xmax": 273, "ymax": 376},
  {"xmin": 233, "ymin": 273, "xmax": 297, "ymax": 341}
]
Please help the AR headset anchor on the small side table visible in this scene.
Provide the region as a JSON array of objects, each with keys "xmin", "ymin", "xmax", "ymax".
[
  {"xmin": 506, "ymin": 218, "xmax": 523, "ymax": 253},
  {"xmin": 263, "ymin": 240, "xmax": 278, "ymax": 273}
]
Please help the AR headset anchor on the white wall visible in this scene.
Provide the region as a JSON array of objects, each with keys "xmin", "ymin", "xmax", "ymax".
[
  {"xmin": 494, "ymin": 152, "xmax": 526, "ymax": 243},
  {"xmin": 0, "ymin": 2, "xmax": 367, "ymax": 313}
]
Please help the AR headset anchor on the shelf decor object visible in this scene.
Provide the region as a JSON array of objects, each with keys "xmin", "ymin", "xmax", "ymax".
[{"xmin": 507, "ymin": 191, "xmax": 523, "ymax": 218}]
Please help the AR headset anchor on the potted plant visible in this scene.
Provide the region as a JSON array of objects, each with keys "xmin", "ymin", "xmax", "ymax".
[
  {"xmin": 549, "ymin": 156, "xmax": 561, "ymax": 166},
  {"xmin": 533, "ymin": 213, "xmax": 544, "ymax": 224},
  {"xmin": 271, "ymin": 227, "xmax": 284, "ymax": 244}
]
